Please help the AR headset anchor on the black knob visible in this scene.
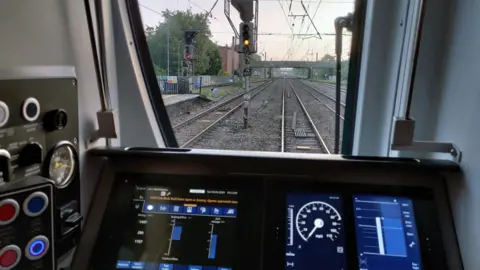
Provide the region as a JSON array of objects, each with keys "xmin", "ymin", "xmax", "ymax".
[
  {"xmin": 0, "ymin": 149, "xmax": 11, "ymax": 183},
  {"xmin": 43, "ymin": 109, "xmax": 68, "ymax": 132},
  {"xmin": 19, "ymin": 142, "xmax": 43, "ymax": 167}
]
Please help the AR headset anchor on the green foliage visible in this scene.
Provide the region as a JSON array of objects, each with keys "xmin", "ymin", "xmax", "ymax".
[
  {"xmin": 321, "ymin": 54, "xmax": 335, "ymax": 61},
  {"xmin": 205, "ymin": 47, "xmax": 222, "ymax": 75},
  {"xmin": 309, "ymin": 54, "xmax": 349, "ymax": 81},
  {"xmin": 144, "ymin": 9, "xmax": 222, "ymax": 76},
  {"xmin": 153, "ymin": 64, "xmax": 167, "ymax": 76}
]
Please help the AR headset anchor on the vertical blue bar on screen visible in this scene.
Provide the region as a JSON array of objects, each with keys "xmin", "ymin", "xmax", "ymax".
[
  {"xmin": 172, "ymin": 226, "xmax": 182, "ymax": 241},
  {"xmin": 208, "ymin": 234, "xmax": 217, "ymax": 259},
  {"xmin": 383, "ymin": 218, "xmax": 407, "ymax": 256}
]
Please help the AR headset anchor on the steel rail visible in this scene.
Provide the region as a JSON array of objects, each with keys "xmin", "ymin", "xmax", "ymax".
[
  {"xmin": 180, "ymin": 82, "xmax": 272, "ymax": 148},
  {"xmin": 173, "ymin": 80, "xmax": 272, "ymax": 129},
  {"xmin": 288, "ymin": 80, "xmax": 331, "ymax": 154}
]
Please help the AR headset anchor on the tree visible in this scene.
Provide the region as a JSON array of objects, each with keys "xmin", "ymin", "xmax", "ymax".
[
  {"xmin": 321, "ymin": 54, "xmax": 336, "ymax": 61},
  {"xmin": 144, "ymin": 9, "xmax": 221, "ymax": 76},
  {"xmin": 153, "ymin": 64, "xmax": 167, "ymax": 76},
  {"xmin": 205, "ymin": 47, "xmax": 222, "ymax": 75}
]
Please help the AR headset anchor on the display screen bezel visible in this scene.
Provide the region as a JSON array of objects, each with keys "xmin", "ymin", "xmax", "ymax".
[
  {"xmin": 89, "ymin": 173, "xmax": 265, "ymax": 270},
  {"xmin": 263, "ymin": 177, "xmax": 447, "ymax": 270}
]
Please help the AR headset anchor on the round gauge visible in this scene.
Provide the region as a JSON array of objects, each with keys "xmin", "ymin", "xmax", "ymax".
[
  {"xmin": 295, "ymin": 201, "xmax": 342, "ymax": 242},
  {"xmin": 45, "ymin": 143, "xmax": 77, "ymax": 188}
]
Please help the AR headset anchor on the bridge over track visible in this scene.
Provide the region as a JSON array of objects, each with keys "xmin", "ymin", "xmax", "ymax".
[{"xmin": 250, "ymin": 61, "xmax": 335, "ymax": 69}]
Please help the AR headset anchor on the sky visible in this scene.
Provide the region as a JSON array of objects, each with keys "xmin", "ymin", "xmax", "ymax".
[{"xmin": 138, "ymin": 0, "xmax": 355, "ymax": 61}]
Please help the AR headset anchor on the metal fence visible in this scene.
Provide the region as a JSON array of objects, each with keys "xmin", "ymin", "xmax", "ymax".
[{"xmin": 157, "ymin": 76, "xmax": 238, "ymax": 95}]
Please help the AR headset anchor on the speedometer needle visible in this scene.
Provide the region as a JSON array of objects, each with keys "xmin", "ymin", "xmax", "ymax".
[
  {"xmin": 306, "ymin": 226, "xmax": 318, "ymax": 240},
  {"xmin": 306, "ymin": 218, "xmax": 324, "ymax": 240}
]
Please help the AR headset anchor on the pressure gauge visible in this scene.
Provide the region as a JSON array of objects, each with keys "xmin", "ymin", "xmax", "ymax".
[{"xmin": 44, "ymin": 142, "xmax": 77, "ymax": 188}]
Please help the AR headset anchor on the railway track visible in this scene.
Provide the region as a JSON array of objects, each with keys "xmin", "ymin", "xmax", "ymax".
[
  {"xmin": 174, "ymin": 80, "xmax": 272, "ymax": 147},
  {"xmin": 298, "ymin": 80, "xmax": 345, "ymax": 120},
  {"xmin": 316, "ymin": 81, "xmax": 347, "ymax": 93},
  {"xmin": 282, "ymin": 80, "xmax": 330, "ymax": 153}
]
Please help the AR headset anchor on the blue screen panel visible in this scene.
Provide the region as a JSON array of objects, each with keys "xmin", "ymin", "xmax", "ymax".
[
  {"xmin": 353, "ymin": 195, "xmax": 422, "ymax": 270},
  {"xmin": 285, "ymin": 194, "xmax": 346, "ymax": 270},
  {"xmin": 172, "ymin": 226, "xmax": 183, "ymax": 241}
]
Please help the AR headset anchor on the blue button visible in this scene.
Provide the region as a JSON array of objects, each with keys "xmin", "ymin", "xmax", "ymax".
[
  {"xmin": 184, "ymin": 206, "xmax": 197, "ymax": 214},
  {"xmin": 29, "ymin": 240, "xmax": 46, "ymax": 256},
  {"xmin": 144, "ymin": 262, "xmax": 159, "ymax": 270},
  {"xmin": 188, "ymin": 266, "xmax": 202, "ymax": 270},
  {"xmin": 224, "ymin": 208, "xmax": 236, "ymax": 217},
  {"xmin": 170, "ymin": 205, "xmax": 183, "ymax": 213},
  {"xmin": 131, "ymin": 261, "xmax": 145, "ymax": 269},
  {"xmin": 116, "ymin": 260, "xmax": 131, "ymax": 269},
  {"xmin": 27, "ymin": 197, "xmax": 45, "ymax": 213},
  {"xmin": 160, "ymin": 264, "xmax": 173, "ymax": 270},
  {"xmin": 158, "ymin": 204, "xmax": 170, "ymax": 212},
  {"xmin": 211, "ymin": 207, "xmax": 223, "ymax": 215},
  {"xmin": 218, "ymin": 268, "xmax": 232, "ymax": 270},
  {"xmin": 197, "ymin": 206, "xmax": 210, "ymax": 215}
]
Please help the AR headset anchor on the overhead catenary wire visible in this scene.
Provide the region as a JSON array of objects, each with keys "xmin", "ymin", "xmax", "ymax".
[
  {"xmin": 187, "ymin": 0, "xmax": 219, "ymax": 20},
  {"xmin": 278, "ymin": 0, "xmax": 295, "ymax": 35},
  {"xmin": 300, "ymin": 0, "xmax": 322, "ymax": 40},
  {"xmin": 287, "ymin": 0, "xmax": 322, "ymax": 58},
  {"xmin": 261, "ymin": 0, "xmax": 353, "ymax": 2},
  {"xmin": 140, "ymin": 2, "xmax": 352, "ymax": 62}
]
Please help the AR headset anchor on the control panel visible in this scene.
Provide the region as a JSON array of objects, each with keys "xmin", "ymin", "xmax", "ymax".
[
  {"xmin": 72, "ymin": 149, "xmax": 459, "ymax": 270},
  {"xmin": 76, "ymin": 174, "xmax": 449, "ymax": 270},
  {"xmin": 0, "ymin": 176, "xmax": 55, "ymax": 270},
  {"xmin": 0, "ymin": 71, "xmax": 82, "ymax": 260},
  {"xmin": 283, "ymin": 194, "xmax": 423, "ymax": 270}
]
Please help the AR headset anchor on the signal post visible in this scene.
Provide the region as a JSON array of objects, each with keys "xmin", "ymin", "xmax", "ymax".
[{"xmin": 239, "ymin": 22, "xmax": 255, "ymax": 129}]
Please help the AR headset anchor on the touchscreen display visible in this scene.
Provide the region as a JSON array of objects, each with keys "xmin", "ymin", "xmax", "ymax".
[
  {"xmin": 353, "ymin": 195, "xmax": 422, "ymax": 270},
  {"xmin": 115, "ymin": 186, "xmax": 238, "ymax": 270},
  {"xmin": 285, "ymin": 194, "xmax": 346, "ymax": 270}
]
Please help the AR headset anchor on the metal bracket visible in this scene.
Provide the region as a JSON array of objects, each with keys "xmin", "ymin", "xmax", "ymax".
[
  {"xmin": 88, "ymin": 110, "xmax": 118, "ymax": 146},
  {"xmin": 224, "ymin": 0, "xmax": 239, "ymax": 37},
  {"xmin": 390, "ymin": 118, "xmax": 462, "ymax": 162}
]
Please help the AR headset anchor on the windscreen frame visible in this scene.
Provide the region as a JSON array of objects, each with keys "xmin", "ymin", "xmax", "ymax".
[
  {"xmin": 121, "ymin": 0, "xmax": 368, "ymax": 152},
  {"xmin": 123, "ymin": 0, "xmax": 178, "ymax": 147}
]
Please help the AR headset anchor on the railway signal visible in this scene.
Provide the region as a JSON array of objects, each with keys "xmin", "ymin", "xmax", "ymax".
[
  {"xmin": 184, "ymin": 45, "xmax": 195, "ymax": 60},
  {"xmin": 239, "ymin": 22, "xmax": 254, "ymax": 53},
  {"xmin": 185, "ymin": 45, "xmax": 191, "ymax": 60},
  {"xmin": 184, "ymin": 30, "xmax": 198, "ymax": 45}
]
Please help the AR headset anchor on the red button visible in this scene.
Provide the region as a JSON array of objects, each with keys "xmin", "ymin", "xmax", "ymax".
[
  {"xmin": 0, "ymin": 204, "xmax": 16, "ymax": 222},
  {"xmin": 0, "ymin": 249, "xmax": 17, "ymax": 267}
]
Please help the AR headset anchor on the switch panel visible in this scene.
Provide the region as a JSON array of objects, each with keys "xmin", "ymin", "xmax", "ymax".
[
  {"xmin": 0, "ymin": 70, "xmax": 80, "ymax": 260},
  {"xmin": 0, "ymin": 176, "xmax": 55, "ymax": 270}
]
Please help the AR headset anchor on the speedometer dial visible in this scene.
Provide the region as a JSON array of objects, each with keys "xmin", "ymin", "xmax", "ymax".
[
  {"xmin": 295, "ymin": 201, "xmax": 342, "ymax": 242},
  {"xmin": 44, "ymin": 142, "xmax": 77, "ymax": 188}
]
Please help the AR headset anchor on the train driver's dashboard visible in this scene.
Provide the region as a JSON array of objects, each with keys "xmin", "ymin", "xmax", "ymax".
[{"xmin": 71, "ymin": 148, "xmax": 460, "ymax": 270}]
